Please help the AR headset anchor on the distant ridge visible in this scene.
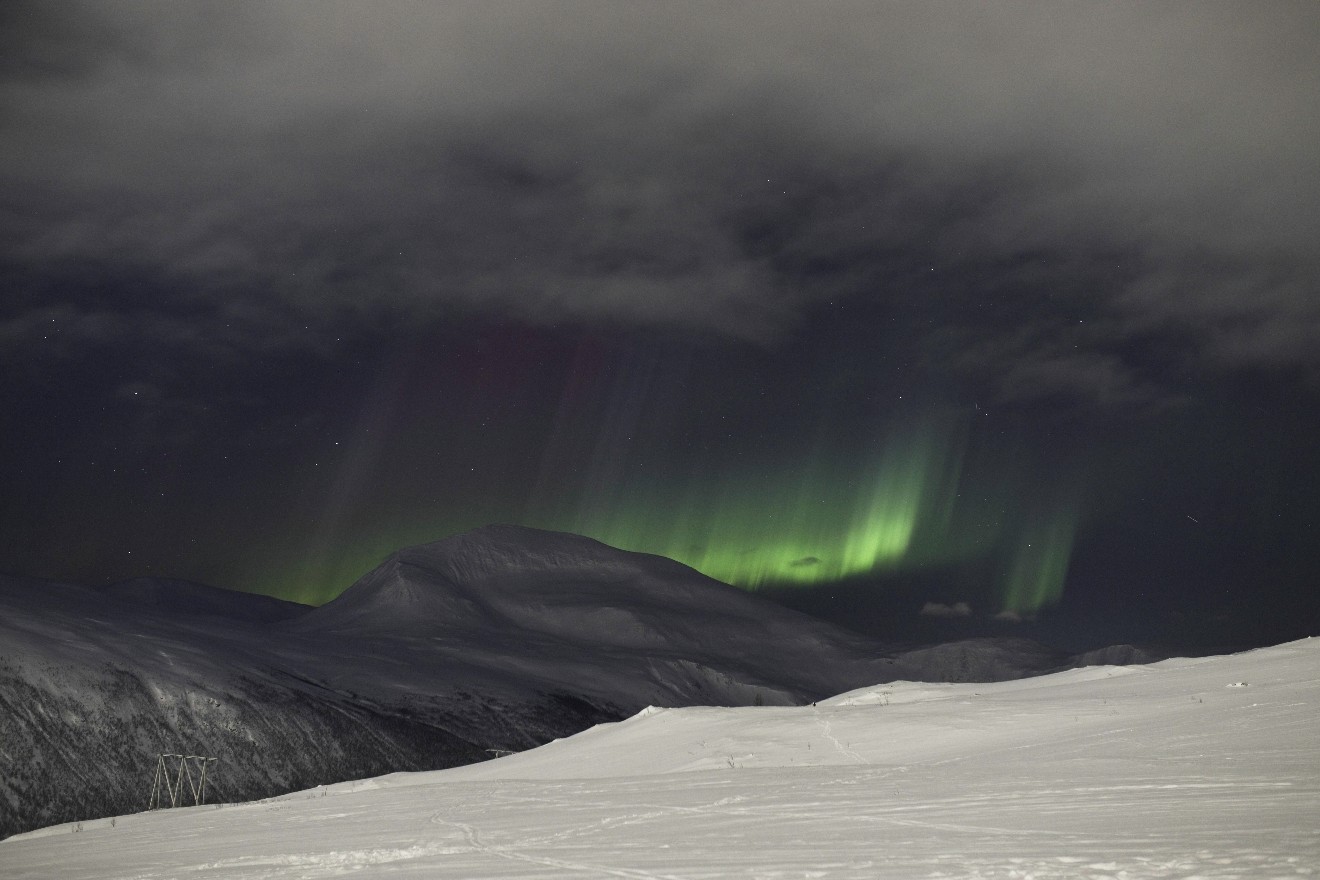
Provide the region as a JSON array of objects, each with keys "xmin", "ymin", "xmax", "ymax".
[
  {"xmin": 1070, "ymin": 643, "xmax": 1171, "ymax": 667},
  {"xmin": 96, "ymin": 577, "xmax": 312, "ymax": 623}
]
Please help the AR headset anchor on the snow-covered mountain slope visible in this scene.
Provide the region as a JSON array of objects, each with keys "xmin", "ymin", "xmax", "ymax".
[
  {"xmin": 300, "ymin": 524, "xmax": 873, "ymax": 653},
  {"xmin": 1069, "ymin": 641, "xmax": 1169, "ymax": 668},
  {"xmin": 292, "ymin": 526, "xmax": 1087, "ymax": 701},
  {"xmin": 0, "ymin": 525, "xmax": 1160, "ymax": 841},
  {"xmin": 5, "ymin": 637, "xmax": 1317, "ymax": 879},
  {"xmin": 94, "ymin": 577, "xmax": 313, "ymax": 623},
  {"xmin": 295, "ymin": 525, "xmax": 903, "ymax": 703},
  {"xmin": 0, "ymin": 572, "xmax": 499, "ymax": 841}
]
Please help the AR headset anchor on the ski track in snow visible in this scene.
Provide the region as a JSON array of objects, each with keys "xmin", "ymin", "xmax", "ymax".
[
  {"xmin": 4, "ymin": 639, "xmax": 1320, "ymax": 879},
  {"xmin": 3, "ymin": 769, "xmax": 1315, "ymax": 879},
  {"xmin": 815, "ymin": 711, "xmax": 871, "ymax": 765},
  {"xmin": 430, "ymin": 812, "xmax": 687, "ymax": 880}
]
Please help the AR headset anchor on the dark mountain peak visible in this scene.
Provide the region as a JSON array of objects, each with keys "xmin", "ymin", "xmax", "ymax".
[
  {"xmin": 300, "ymin": 523, "xmax": 746, "ymax": 634},
  {"xmin": 1070, "ymin": 643, "xmax": 1172, "ymax": 668},
  {"xmin": 296, "ymin": 553, "xmax": 492, "ymax": 634},
  {"xmin": 395, "ymin": 524, "xmax": 704, "ymax": 586},
  {"xmin": 296, "ymin": 525, "xmax": 858, "ymax": 660}
]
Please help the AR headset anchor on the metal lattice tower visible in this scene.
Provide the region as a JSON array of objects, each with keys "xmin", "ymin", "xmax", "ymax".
[{"xmin": 147, "ymin": 753, "xmax": 217, "ymax": 810}]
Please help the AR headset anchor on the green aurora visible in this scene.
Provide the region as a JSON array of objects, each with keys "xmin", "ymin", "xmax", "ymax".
[
  {"xmin": 557, "ymin": 420, "xmax": 967, "ymax": 588},
  {"xmin": 256, "ymin": 416, "xmax": 1081, "ymax": 619},
  {"xmin": 1001, "ymin": 513, "xmax": 1080, "ymax": 614},
  {"xmin": 548, "ymin": 417, "xmax": 1083, "ymax": 617}
]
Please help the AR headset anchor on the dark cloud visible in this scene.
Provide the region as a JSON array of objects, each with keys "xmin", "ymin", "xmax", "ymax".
[
  {"xmin": 990, "ymin": 345, "xmax": 1169, "ymax": 411},
  {"xmin": 3, "ymin": 1, "xmax": 1318, "ymax": 411},
  {"xmin": 0, "ymin": 304, "xmax": 128, "ymax": 354}
]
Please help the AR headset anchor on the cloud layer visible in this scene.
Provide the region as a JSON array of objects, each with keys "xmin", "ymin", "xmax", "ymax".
[{"xmin": 4, "ymin": 1, "xmax": 1320, "ymax": 406}]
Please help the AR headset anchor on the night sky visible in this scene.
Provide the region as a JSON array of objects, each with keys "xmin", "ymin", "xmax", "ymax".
[{"xmin": 3, "ymin": 2, "xmax": 1319, "ymax": 651}]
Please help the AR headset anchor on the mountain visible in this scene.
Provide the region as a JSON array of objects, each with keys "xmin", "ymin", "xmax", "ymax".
[
  {"xmin": 0, "ymin": 525, "xmax": 1153, "ymax": 840},
  {"xmin": 294, "ymin": 525, "xmax": 901, "ymax": 705},
  {"xmin": 1068, "ymin": 642, "xmax": 1171, "ymax": 667},
  {"xmin": 6, "ymin": 638, "xmax": 1317, "ymax": 878},
  {"xmin": 94, "ymin": 577, "xmax": 313, "ymax": 623}
]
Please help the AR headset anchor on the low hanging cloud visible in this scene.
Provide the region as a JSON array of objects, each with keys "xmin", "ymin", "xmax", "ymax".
[
  {"xmin": 920, "ymin": 601, "xmax": 973, "ymax": 619},
  {"xmin": 3, "ymin": 2, "xmax": 1319, "ymax": 403}
]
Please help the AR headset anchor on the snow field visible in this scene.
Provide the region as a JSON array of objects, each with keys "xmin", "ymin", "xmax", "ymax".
[{"xmin": 3, "ymin": 639, "xmax": 1318, "ymax": 879}]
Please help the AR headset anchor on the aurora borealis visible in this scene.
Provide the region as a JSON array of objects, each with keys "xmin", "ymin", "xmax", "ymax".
[
  {"xmin": 244, "ymin": 387, "xmax": 1083, "ymax": 619},
  {"xmin": 4, "ymin": 2, "xmax": 1320, "ymax": 650},
  {"xmin": 554, "ymin": 417, "xmax": 970, "ymax": 589},
  {"xmin": 540, "ymin": 405, "xmax": 1085, "ymax": 618}
]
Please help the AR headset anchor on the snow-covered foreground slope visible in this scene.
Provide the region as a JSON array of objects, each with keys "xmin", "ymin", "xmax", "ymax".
[{"xmin": 6, "ymin": 638, "xmax": 1317, "ymax": 879}]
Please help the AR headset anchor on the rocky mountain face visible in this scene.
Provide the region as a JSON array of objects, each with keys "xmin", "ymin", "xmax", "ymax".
[{"xmin": 0, "ymin": 525, "xmax": 1149, "ymax": 839}]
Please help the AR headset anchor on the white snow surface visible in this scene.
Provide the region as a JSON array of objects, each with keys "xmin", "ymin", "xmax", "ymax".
[{"xmin": 4, "ymin": 638, "xmax": 1318, "ymax": 879}]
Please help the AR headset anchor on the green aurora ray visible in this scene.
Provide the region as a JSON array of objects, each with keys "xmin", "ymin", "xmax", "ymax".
[
  {"xmin": 999, "ymin": 508, "xmax": 1080, "ymax": 615},
  {"xmin": 257, "ymin": 416, "xmax": 1082, "ymax": 618},
  {"xmin": 558, "ymin": 420, "xmax": 966, "ymax": 588},
  {"xmin": 552, "ymin": 418, "xmax": 1084, "ymax": 618}
]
